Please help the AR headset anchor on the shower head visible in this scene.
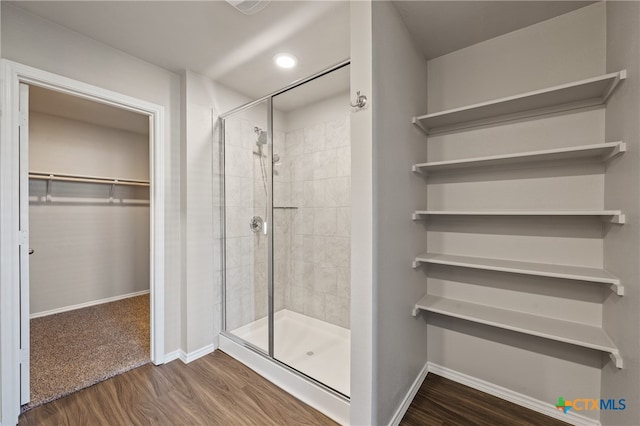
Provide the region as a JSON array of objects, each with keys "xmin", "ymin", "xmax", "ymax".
[
  {"xmin": 254, "ymin": 127, "xmax": 267, "ymax": 145},
  {"xmin": 257, "ymin": 132, "xmax": 267, "ymax": 145}
]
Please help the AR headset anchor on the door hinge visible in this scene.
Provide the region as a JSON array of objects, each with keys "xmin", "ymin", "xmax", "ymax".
[{"xmin": 20, "ymin": 348, "xmax": 27, "ymax": 363}]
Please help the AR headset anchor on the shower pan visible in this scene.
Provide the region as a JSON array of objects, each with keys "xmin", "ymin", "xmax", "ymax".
[{"xmin": 218, "ymin": 61, "xmax": 352, "ymax": 422}]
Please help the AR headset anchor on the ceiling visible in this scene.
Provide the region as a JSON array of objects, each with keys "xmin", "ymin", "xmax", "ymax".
[
  {"xmin": 9, "ymin": 1, "xmax": 351, "ymax": 102},
  {"xmin": 30, "ymin": 85, "xmax": 150, "ymax": 134},
  {"xmin": 10, "ymin": 1, "xmax": 595, "ymax": 106},
  {"xmin": 394, "ymin": 1, "xmax": 595, "ymax": 60}
]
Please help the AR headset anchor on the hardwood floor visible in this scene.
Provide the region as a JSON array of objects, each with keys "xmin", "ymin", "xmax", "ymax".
[
  {"xmin": 19, "ymin": 350, "xmax": 337, "ymax": 426},
  {"xmin": 400, "ymin": 374, "xmax": 571, "ymax": 426},
  {"xmin": 21, "ymin": 350, "xmax": 572, "ymax": 426}
]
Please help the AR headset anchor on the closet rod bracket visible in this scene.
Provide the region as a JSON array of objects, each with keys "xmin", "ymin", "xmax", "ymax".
[
  {"xmin": 109, "ymin": 180, "xmax": 118, "ymax": 203},
  {"xmin": 45, "ymin": 175, "xmax": 53, "ymax": 203}
]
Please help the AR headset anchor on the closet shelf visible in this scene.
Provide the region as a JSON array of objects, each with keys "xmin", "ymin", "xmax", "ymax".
[
  {"xmin": 412, "ymin": 295, "xmax": 623, "ymax": 368},
  {"xmin": 29, "ymin": 172, "xmax": 150, "ymax": 187},
  {"xmin": 412, "ymin": 70, "xmax": 626, "ymax": 135},
  {"xmin": 412, "ymin": 253, "xmax": 623, "ymax": 295},
  {"xmin": 412, "ymin": 210, "xmax": 625, "ymax": 224},
  {"xmin": 412, "ymin": 142, "xmax": 625, "ymax": 174}
]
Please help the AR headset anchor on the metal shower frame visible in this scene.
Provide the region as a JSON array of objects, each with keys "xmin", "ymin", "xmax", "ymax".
[{"xmin": 217, "ymin": 58, "xmax": 351, "ymax": 400}]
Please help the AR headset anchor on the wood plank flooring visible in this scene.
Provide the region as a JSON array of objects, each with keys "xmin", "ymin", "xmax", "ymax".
[
  {"xmin": 19, "ymin": 350, "xmax": 337, "ymax": 426},
  {"xmin": 400, "ymin": 374, "xmax": 571, "ymax": 426},
  {"xmin": 21, "ymin": 349, "xmax": 572, "ymax": 426}
]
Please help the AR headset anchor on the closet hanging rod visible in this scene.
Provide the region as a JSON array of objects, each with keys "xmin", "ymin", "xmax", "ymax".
[{"xmin": 28, "ymin": 172, "xmax": 150, "ymax": 187}]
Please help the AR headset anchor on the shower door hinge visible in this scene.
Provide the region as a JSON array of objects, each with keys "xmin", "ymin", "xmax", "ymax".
[
  {"xmin": 20, "ymin": 348, "xmax": 27, "ymax": 363},
  {"xmin": 19, "ymin": 112, "xmax": 28, "ymax": 127}
]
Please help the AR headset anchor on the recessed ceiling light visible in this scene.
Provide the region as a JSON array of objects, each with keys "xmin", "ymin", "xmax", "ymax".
[
  {"xmin": 225, "ymin": 0, "xmax": 270, "ymax": 15},
  {"xmin": 273, "ymin": 53, "xmax": 298, "ymax": 69}
]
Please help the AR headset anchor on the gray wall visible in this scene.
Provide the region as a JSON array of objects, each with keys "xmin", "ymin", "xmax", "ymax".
[
  {"xmin": 181, "ymin": 70, "xmax": 257, "ymax": 353},
  {"xmin": 602, "ymin": 2, "xmax": 640, "ymax": 425},
  {"xmin": 371, "ymin": 1, "xmax": 429, "ymax": 424},
  {"xmin": 349, "ymin": 1, "xmax": 374, "ymax": 424},
  {"xmin": 29, "ymin": 112, "xmax": 150, "ymax": 315},
  {"xmin": 424, "ymin": 3, "xmax": 607, "ymax": 420},
  {"xmin": 2, "ymin": 1, "xmax": 182, "ymax": 353}
]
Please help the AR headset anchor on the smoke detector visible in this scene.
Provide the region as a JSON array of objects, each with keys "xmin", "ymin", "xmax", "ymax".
[{"xmin": 225, "ymin": 0, "xmax": 271, "ymax": 15}]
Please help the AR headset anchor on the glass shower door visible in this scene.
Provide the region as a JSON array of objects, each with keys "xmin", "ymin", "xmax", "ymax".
[
  {"xmin": 271, "ymin": 65, "xmax": 352, "ymax": 397},
  {"xmin": 220, "ymin": 62, "xmax": 351, "ymax": 398},
  {"xmin": 222, "ymin": 100, "xmax": 271, "ymax": 353}
]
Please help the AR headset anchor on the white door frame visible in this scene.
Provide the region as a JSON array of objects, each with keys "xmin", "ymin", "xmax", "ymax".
[{"xmin": 0, "ymin": 59, "xmax": 166, "ymax": 425}]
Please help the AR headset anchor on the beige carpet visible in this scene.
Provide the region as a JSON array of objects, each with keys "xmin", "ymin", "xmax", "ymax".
[{"xmin": 24, "ymin": 294, "xmax": 150, "ymax": 411}]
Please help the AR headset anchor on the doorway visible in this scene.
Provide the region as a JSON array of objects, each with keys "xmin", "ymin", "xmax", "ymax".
[
  {"xmin": 23, "ymin": 84, "xmax": 152, "ymax": 409},
  {"xmin": 0, "ymin": 60, "xmax": 166, "ymax": 425}
]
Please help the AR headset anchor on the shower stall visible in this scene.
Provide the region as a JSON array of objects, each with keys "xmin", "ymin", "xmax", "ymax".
[{"xmin": 218, "ymin": 62, "xmax": 351, "ymax": 416}]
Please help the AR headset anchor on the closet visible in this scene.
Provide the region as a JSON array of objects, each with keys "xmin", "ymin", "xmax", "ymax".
[{"xmin": 26, "ymin": 85, "xmax": 151, "ymax": 408}]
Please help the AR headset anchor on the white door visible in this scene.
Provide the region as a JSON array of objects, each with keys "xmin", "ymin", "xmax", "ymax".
[{"xmin": 18, "ymin": 82, "xmax": 30, "ymax": 405}]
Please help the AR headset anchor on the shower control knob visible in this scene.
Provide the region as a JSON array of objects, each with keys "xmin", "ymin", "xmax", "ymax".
[{"xmin": 249, "ymin": 216, "xmax": 264, "ymax": 234}]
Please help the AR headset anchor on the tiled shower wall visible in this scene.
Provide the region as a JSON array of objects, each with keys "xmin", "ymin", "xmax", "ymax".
[
  {"xmin": 224, "ymin": 108, "xmax": 350, "ymax": 331},
  {"xmin": 224, "ymin": 116, "xmax": 268, "ymax": 331},
  {"xmin": 281, "ymin": 115, "xmax": 351, "ymax": 329}
]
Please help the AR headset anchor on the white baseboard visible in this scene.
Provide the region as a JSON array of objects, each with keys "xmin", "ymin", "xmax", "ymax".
[
  {"xmin": 163, "ymin": 349, "xmax": 181, "ymax": 363},
  {"xmin": 180, "ymin": 344, "xmax": 216, "ymax": 364},
  {"xmin": 163, "ymin": 343, "xmax": 216, "ymax": 365},
  {"xmin": 388, "ymin": 362, "xmax": 429, "ymax": 426},
  {"xmin": 30, "ymin": 290, "xmax": 150, "ymax": 319},
  {"xmin": 426, "ymin": 363, "xmax": 600, "ymax": 426}
]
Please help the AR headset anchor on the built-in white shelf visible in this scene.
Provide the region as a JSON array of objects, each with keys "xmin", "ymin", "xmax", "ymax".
[
  {"xmin": 412, "ymin": 70, "xmax": 626, "ymax": 135},
  {"xmin": 412, "ymin": 295, "xmax": 622, "ymax": 368},
  {"xmin": 412, "ymin": 142, "xmax": 625, "ymax": 175},
  {"xmin": 412, "ymin": 253, "xmax": 623, "ymax": 295},
  {"xmin": 412, "ymin": 210, "xmax": 625, "ymax": 224}
]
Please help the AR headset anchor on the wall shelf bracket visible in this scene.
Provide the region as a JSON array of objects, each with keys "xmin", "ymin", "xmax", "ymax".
[
  {"xmin": 412, "ymin": 305, "xmax": 421, "ymax": 317},
  {"xmin": 411, "ymin": 116, "xmax": 429, "ymax": 136},
  {"xmin": 610, "ymin": 351, "xmax": 624, "ymax": 369},
  {"xmin": 608, "ymin": 213, "xmax": 625, "ymax": 224},
  {"xmin": 602, "ymin": 142, "xmax": 626, "ymax": 162},
  {"xmin": 610, "ymin": 282, "xmax": 625, "ymax": 296},
  {"xmin": 411, "ymin": 164, "xmax": 425, "ymax": 175}
]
